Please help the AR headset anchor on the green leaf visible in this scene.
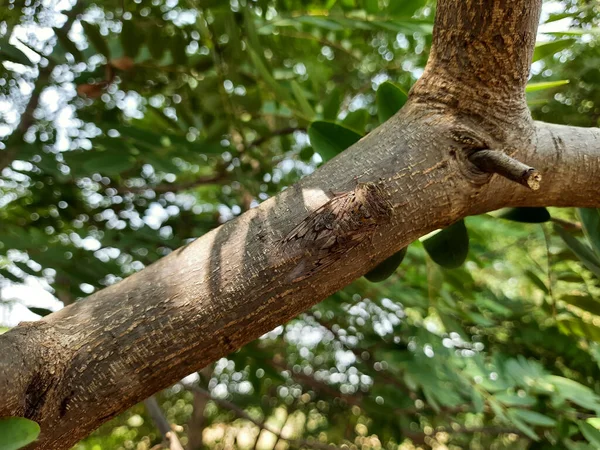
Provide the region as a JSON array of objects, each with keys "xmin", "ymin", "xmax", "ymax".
[
  {"xmin": 423, "ymin": 220, "xmax": 469, "ymax": 269},
  {"xmin": 0, "ymin": 417, "xmax": 40, "ymax": 450},
  {"xmin": 147, "ymin": 28, "xmax": 166, "ymax": 61},
  {"xmin": 579, "ymin": 209, "xmax": 600, "ymax": 258},
  {"xmin": 526, "ymin": 80, "xmax": 570, "ymax": 92},
  {"xmin": 525, "ymin": 270, "xmax": 549, "ymax": 294},
  {"xmin": 54, "ymin": 28, "xmax": 83, "ymax": 61},
  {"xmin": 290, "ymin": 80, "xmax": 315, "ymax": 119},
  {"xmin": 296, "ymin": 16, "xmax": 345, "ymax": 31},
  {"xmin": 121, "ymin": 20, "xmax": 142, "ymax": 58},
  {"xmin": 171, "ymin": 33, "xmax": 188, "ymax": 65},
  {"xmin": 546, "ymin": 375, "xmax": 600, "ymax": 411},
  {"xmin": 494, "ymin": 393, "xmax": 536, "ymax": 407},
  {"xmin": 579, "ymin": 421, "xmax": 600, "ymax": 448},
  {"xmin": 554, "ymin": 225, "xmax": 600, "ymax": 278},
  {"xmin": 511, "ymin": 409, "xmax": 556, "ymax": 427},
  {"xmin": 342, "ymin": 109, "xmax": 370, "ymax": 134},
  {"xmin": 322, "ymin": 87, "xmax": 342, "ymax": 121},
  {"xmin": 496, "ymin": 207, "xmax": 551, "ymax": 223},
  {"xmin": 248, "ymin": 47, "xmax": 293, "ymax": 104},
  {"xmin": 81, "ymin": 21, "xmax": 111, "ymax": 58},
  {"xmin": 376, "ymin": 81, "xmax": 408, "ymax": 123},
  {"xmin": 365, "ymin": 247, "xmax": 407, "ymax": 283},
  {"xmin": 0, "ymin": 37, "xmax": 33, "ymax": 66},
  {"xmin": 561, "ymin": 294, "xmax": 600, "ymax": 316},
  {"xmin": 542, "ymin": 28, "xmax": 600, "ymax": 37},
  {"xmin": 507, "ymin": 409, "xmax": 540, "ymax": 440},
  {"xmin": 27, "ymin": 307, "xmax": 53, "ymax": 317},
  {"xmin": 307, "ymin": 121, "xmax": 362, "ymax": 162},
  {"xmin": 532, "ymin": 39, "xmax": 576, "ymax": 62},
  {"xmin": 387, "ymin": 0, "xmax": 426, "ymax": 17},
  {"xmin": 82, "ymin": 152, "xmax": 135, "ymax": 175}
]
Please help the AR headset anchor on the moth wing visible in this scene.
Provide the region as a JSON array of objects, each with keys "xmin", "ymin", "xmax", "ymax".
[{"xmin": 282, "ymin": 192, "xmax": 353, "ymax": 243}]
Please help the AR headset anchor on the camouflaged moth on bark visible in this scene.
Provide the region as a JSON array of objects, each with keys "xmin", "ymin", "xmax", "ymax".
[{"xmin": 281, "ymin": 181, "xmax": 393, "ymax": 281}]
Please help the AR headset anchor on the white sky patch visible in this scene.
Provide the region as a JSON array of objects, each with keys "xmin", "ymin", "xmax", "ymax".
[
  {"xmin": 1, "ymin": 279, "xmax": 63, "ymax": 326},
  {"xmin": 537, "ymin": 1, "xmax": 574, "ymax": 42}
]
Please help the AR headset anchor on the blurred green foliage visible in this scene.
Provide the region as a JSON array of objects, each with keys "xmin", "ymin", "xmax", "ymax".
[{"xmin": 1, "ymin": 0, "xmax": 600, "ymax": 449}]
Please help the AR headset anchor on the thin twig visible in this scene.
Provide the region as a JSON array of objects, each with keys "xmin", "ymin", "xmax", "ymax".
[
  {"xmin": 125, "ymin": 173, "xmax": 225, "ymax": 194},
  {"xmin": 249, "ymin": 127, "xmax": 307, "ymax": 148},
  {"xmin": 469, "ymin": 149, "xmax": 541, "ymax": 190}
]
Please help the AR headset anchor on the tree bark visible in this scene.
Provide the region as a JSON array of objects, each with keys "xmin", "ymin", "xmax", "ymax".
[{"xmin": 1, "ymin": 0, "xmax": 599, "ymax": 448}]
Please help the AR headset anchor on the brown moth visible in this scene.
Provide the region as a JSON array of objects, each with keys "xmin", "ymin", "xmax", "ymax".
[{"xmin": 281, "ymin": 181, "xmax": 393, "ymax": 281}]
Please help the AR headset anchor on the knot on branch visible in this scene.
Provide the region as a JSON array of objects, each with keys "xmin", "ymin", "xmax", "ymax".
[{"xmin": 468, "ymin": 149, "xmax": 541, "ymax": 191}]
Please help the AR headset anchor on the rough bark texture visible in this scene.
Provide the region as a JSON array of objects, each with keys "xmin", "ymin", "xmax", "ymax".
[{"xmin": 1, "ymin": 0, "xmax": 600, "ymax": 448}]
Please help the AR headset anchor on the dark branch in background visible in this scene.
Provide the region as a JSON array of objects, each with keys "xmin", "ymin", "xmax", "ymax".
[
  {"xmin": 144, "ymin": 396, "xmax": 185, "ymax": 450},
  {"xmin": 551, "ymin": 217, "xmax": 582, "ymax": 231},
  {"xmin": 185, "ymin": 365, "xmax": 214, "ymax": 450},
  {"xmin": 181, "ymin": 383, "xmax": 343, "ymax": 450},
  {"xmin": 125, "ymin": 173, "xmax": 226, "ymax": 195},
  {"xmin": 249, "ymin": 127, "xmax": 307, "ymax": 148},
  {"xmin": 469, "ymin": 150, "xmax": 542, "ymax": 190},
  {"xmin": 0, "ymin": 1, "xmax": 85, "ymax": 172}
]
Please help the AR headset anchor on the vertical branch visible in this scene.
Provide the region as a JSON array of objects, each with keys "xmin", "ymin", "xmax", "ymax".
[
  {"xmin": 185, "ymin": 366, "xmax": 214, "ymax": 450},
  {"xmin": 410, "ymin": 0, "xmax": 543, "ymax": 124},
  {"xmin": 144, "ymin": 396, "xmax": 185, "ymax": 450}
]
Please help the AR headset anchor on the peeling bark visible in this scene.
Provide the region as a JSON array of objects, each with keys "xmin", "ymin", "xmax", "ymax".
[{"xmin": 1, "ymin": 0, "xmax": 599, "ymax": 448}]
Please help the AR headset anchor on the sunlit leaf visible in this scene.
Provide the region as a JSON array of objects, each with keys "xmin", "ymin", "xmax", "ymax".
[
  {"xmin": 579, "ymin": 421, "xmax": 600, "ymax": 448},
  {"xmin": 526, "ymin": 80, "xmax": 570, "ymax": 92},
  {"xmin": 533, "ymin": 39, "xmax": 576, "ymax": 62}
]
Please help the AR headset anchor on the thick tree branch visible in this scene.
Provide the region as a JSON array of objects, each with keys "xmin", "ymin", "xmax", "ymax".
[{"xmin": 1, "ymin": 1, "xmax": 599, "ymax": 449}]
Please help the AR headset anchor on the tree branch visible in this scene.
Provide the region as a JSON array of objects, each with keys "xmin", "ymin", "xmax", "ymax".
[{"xmin": 1, "ymin": 1, "xmax": 600, "ymax": 449}]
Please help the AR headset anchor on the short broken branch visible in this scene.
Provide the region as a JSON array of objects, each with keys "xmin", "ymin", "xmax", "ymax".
[{"xmin": 469, "ymin": 149, "xmax": 541, "ymax": 190}]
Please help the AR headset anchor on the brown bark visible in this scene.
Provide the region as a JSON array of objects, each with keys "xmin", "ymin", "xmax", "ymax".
[{"xmin": 1, "ymin": 0, "xmax": 599, "ymax": 448}]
